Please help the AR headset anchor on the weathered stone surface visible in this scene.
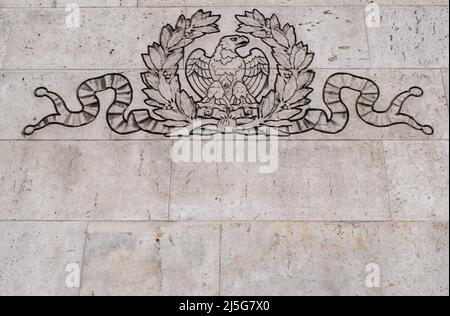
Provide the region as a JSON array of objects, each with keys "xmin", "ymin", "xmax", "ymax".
[
  {"xmin": 0, "ymin": 141, "xmax": 171, "ymax": 220},
  {"xmin": 384, "ymin": 141, "xmax": 449, "ymax": 221},
  {"xmin": 366, "ymin": 6, "xmax": 449, "ymax": 68},
  {"xmin": 0, "ymin": 221, "xmax": 86, "ymax": 296},
  {"xmin": 443, "ymin": 69, "xmax": 449, "ymax": 104},
  {"xmin": 0, "ymin": 0, "xmax": 137, "ymax": 7},
  {"xmin": 0, "ymin": 1, "xmax": 448, "ymax": 296},
  {"xmin": 144, "ymin": 0, "xmax": 450, "ymax": 6},
  {"xmin": 170, "ymin": 141, "xmax": 390, "ymax": 221},
  {"xmin": 2, "ymin": 8, "xmax": 185, "ymax": 69},
  {"xmin": 3, "ymin": 1, "xmax": 448, "ymax": 7},
  {"xmin": 221, "ymin": 222, "xmax": 449, "ymax": 296},
  {"xmin": 139, "ymin": 0, "xmax": 186, "ymax": 6},
  {"xmin": 81, "ymin": 222, "xmax": 220, "ymax": 296},
  {"xmin": 0, "ymin": 9, "xmax": 14, "ymax": 68}
]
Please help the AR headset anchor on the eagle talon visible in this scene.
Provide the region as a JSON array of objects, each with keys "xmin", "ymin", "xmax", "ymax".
[
  {"xmin": 198, "ymin": 101, "xmax": 227, "ymax": 112},
  {"xmin": 231, "ymin": 82, "xmax": 256, "ymax": 107}
]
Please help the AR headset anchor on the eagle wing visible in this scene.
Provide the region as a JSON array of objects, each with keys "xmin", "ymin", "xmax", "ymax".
[
  {"xmin": 186, "ymin": 49, "xmax": 214, "ymax": 99},
  {"xmin": 243, "ymin": 48, "xmax": 270, "ymax": 98}
]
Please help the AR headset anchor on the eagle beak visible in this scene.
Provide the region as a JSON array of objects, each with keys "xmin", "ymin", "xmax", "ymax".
[{"xmin": 237, "ymin": 37, "xmax": 250, "ymax": 48}]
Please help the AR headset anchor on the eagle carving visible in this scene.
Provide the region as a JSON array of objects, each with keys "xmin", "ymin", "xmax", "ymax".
[{"xmin": 186, "ymin": 35, "xmax": 270, "ymax": 120}]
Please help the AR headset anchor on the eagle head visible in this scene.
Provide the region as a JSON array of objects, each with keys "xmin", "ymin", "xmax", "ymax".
[{"xmin": 218, "ymin": 35, "xmax": 250, "ymax": 52}]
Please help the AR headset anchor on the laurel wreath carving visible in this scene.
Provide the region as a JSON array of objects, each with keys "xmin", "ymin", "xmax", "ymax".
[
  {"xmin": 140, "ymin": 10, "xmax": 220, "ymax": 129},
  {"xmin": 236, "ymin": 10, "xmax": 315, "ymax": 133}
]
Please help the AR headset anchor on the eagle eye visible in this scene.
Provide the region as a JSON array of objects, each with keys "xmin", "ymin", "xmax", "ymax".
[{"xmin": 230, "ymin": 37, "xmax": 238, "ymax": 42}]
